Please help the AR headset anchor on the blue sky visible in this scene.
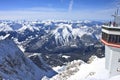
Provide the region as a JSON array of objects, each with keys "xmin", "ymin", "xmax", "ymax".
[{"xmin": 0, "ymin": 0, "xmax": 118, "ymax": 20}]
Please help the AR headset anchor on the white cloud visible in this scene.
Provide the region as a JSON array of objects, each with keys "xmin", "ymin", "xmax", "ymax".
[
  {"xmin": 68, "ymin": 0, "xmax": 74, "ymax": 12},
  {"xmin": 0, "ymin": 10, "xmax": 68, "ymax": 20}
]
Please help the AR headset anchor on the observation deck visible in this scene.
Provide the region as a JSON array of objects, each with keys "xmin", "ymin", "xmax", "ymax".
[
  {"xmin": 101, "ymin": 8, "xmax": 120, "ymax": 48},
  {"xmin": 101, "ymin": 24, "xmax": 120, "ymax": 48}
]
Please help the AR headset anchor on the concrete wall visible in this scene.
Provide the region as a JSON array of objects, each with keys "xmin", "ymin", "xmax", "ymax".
[
  {"xmin": 105, "ymin": 46, "xmax": 111, "ymax": 70},
  {"xmin": 105, "ymin": 46, "xmax": 120, "ymax": 77}
]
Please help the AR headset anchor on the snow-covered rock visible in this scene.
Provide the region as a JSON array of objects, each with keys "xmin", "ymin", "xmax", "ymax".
[
  {"xmin": 28, "ymin": 53, "xmax": 57, "ymax": 78},
  {"xmin": 52, "ymin": 23, "xmax": 96, "ymax": 46},
  {"xmin": 0, "ymin": 23, "xmax": 13, "ymax": 32},
  {"xmin": 17, "ymin": 25, "xmax": 40, "ymax": 33},
  {"xmin": 67, "ymin": 57, "xmax": 109, "ymax": 80},
  {"xmin": 25, "ymin": 22, "xmax": 102, "ymax": 54},
  {"xmin": 49, "ymin": 56, "xmax": 120, "ymax": 80},
  {"xmin": 0, "ymin": 39, "xmax": 56, "ymax": 80}
]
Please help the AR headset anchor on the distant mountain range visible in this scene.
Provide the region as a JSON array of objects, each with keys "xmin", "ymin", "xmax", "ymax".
[{"xmin": 0, "ymin": 20, "xmax": 104, "ymax": 66}]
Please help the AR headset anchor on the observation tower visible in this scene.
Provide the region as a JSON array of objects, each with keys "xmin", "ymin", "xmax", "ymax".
[{"xmin": 101, "ymin": 8, "xmax": 120, "ymax": 77}]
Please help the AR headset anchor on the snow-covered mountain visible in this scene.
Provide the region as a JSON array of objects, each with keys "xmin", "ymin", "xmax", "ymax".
[
  {"xmin": 21, "ymin": 21, "xmax": 104, "ymax": 67},
  {"xmin": 17, "ymin": 24, "xmax": 40, "ymax": 33},
  {"xmin": 0, "ymin": 23, "xmax": 13, "ymax": 32},
  {"xmin": 0, "ymin": 20, "xmax": 102, "ymax": 43},
  {"xmin": 0, "ymin": 20, "xmax": 106, "ymax": 80},
  {"xmin": 0, "ymin": 39, "xmax": 57, "ymax": 80},
  {"xmin": 52, "ymin": 23, "xmax": 99, "ymax": 46},
  {"xmin": 25, "ymin": 21, "xmax": 103, "ymax": 54},
  {"xmin": 0, "ymin": 20, "xmax": 104, "ymax": 66}
]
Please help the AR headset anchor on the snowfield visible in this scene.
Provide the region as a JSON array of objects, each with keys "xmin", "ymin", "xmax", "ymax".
[
  {"xmin": 42, "ymin": 56, "xmax": 120, "ymax": 80},
  {"xmin": 68, "ymin": 57, "xmax": 109, "ymax": 80}
]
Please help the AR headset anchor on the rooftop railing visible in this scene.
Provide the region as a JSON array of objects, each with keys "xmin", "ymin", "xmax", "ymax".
[{"xmin": 104, "ymin": 21, "xmax": 120, "ymax": 27}]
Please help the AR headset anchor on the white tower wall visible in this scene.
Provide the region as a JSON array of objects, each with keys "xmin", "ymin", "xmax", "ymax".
[
  {"xmin": 105, "ymin": 46, "xmax": 120, "ymax": 77},
  {"xmin": 105, "ymin": 46, "xmax": 111, "ymax": 70}
]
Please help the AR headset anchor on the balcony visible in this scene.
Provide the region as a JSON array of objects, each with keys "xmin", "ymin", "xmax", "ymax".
[{"xmin": 101, "ymin": 25, "xmax": 120, "ymax": 48}]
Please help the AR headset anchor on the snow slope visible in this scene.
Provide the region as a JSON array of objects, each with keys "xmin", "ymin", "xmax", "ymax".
[
  {"xmin": 0, "ymin": 23, "xmax": 13, "ymax": 32},
  {"xmin": 17, "ymin": 24, "xmax": 40, "ymax": 33},
  {"xmin": 68, "ymin": 57, "xmax": 120, "ymax": 80},
  {"xmin": 0, "ymin": 39, "xmax": 56, "ymax": 80},
  {"xmin": 68, "ymin": 57, "xmax": 109, "ymax": 80},
  {"xmin": 48, "ymin": 56, "xmax": 120, "ymax": 80},
  {"xmin": 28, "ymin": 53, "xmax": 57, "ymax": 78}
]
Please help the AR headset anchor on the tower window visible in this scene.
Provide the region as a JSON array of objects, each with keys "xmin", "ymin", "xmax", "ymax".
[
  {"xmin": 117, "ymin": 68, "xmax": 120, "ymax": 72},
  {"xmin": 118, "ymin": 59, "xmax": 120, "ymax": 62}
]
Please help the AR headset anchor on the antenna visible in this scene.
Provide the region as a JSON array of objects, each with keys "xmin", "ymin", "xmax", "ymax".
[
  {"xmin": 116, "ymin": 0, "xmax": 120, "ymax": 8},
  {"xmin": 112, "ymin": 8, "xmax": 119, "ymax": 16},
  {"xmin": 116, "ymin": 7, "xmax": 119, "ymax": 15},
  {"xmin": 116, "ymin": 0, "xmax": 120, "ymax": 14}
]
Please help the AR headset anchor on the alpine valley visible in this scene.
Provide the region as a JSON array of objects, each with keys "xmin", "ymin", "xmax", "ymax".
[{"xmin": 0, "ymin": 20, "xmax": 106, "ymax": 80}]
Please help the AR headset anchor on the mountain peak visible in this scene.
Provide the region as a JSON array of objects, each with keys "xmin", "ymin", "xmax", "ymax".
[{"xmin": 0, "ymin": 39, "xmax": 49, "ymax": 80}]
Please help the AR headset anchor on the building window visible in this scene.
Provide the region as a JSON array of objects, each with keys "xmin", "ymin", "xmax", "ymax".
[
  {"xmin": 102, "ymin": 32, "xmax": 120, "ymax": 44},
  {"xmin": 118, "ymin": 59, "xmax": 120, "ymax": 62},
  {"xmin": 117, "ymin": 68, "xmax": 120, "ymax": 72},
  {"xmin": 119, "ymin": 36, "xmax": 120, "ymax": 43}
]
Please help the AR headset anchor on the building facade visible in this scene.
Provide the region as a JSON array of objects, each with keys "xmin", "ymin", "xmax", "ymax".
[{"xmin": 101, "ymin": 8, "xmax": 120, "ymax": 77}]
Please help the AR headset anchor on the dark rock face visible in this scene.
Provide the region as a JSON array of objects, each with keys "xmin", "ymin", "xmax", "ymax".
[
  {"xmin": 0, "ymin": 39, "xmax": 42, "ymax": 80},
  {"xmin": 39, "ymin": 43, "xmax": 105, "ymax": 67},
  {"xmin": 26, "ymin": 35, "xmax": 104, "ymax": 67},
  {"xmin": 25, "ymin": 31, "xmax": 99, "ymax": 54},
  {"xmin": 29, "ymin": 53, "xmax": 58, "ymax": 77}
]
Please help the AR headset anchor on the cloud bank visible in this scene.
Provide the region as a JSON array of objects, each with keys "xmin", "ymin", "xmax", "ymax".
[{"xmin": 0, "ymin": 8, "xmax": 114, "ymax": 20}]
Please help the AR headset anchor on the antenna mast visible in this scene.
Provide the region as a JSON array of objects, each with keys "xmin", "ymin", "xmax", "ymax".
[{"xmin": 116, "ymin": 8, "xmax": 119, "ymax": 15}]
